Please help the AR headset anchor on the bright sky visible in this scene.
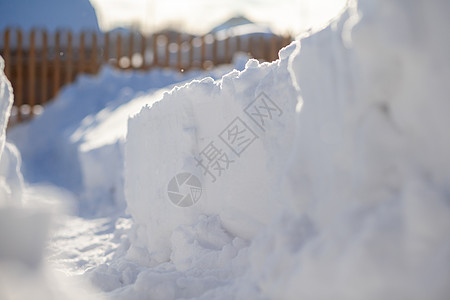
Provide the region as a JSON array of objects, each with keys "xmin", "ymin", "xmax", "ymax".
[{"xmin": 89, "ymin": 0, "xmax": 347, "ymax": 34}]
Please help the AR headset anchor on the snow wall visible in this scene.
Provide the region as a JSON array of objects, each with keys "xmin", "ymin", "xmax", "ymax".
[
  {"xmin": 125, "ymin": 48, "xmax": 298, "ymax": 264},
  {"xmin": 122, "ymin": 0, "xmax": 450, "ymax": 299}
]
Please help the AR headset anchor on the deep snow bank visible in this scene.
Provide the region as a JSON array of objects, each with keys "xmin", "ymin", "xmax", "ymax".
[
  {"xmin": 117, "ymin": 0, "xmax": 450, "ymax": 299},
  {"xmin": 276, "ymin": 1, "xmax": 450, "ymax": 298}
]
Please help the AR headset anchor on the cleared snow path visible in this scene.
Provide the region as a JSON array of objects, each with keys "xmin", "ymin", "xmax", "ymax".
[{"xmin": 47, "ymin": 216, "xmax": 132, "ymax": 276}]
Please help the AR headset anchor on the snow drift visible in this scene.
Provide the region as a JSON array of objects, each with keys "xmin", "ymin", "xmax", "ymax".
[{"xmin": 114, "ymin": 0, "xmax": 450, "ymax": 299}]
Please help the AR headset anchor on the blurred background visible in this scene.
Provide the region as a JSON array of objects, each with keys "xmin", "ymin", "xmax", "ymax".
[
  {"xmin": 0, "ymin": 0, "xmax": 347, "ymax": 34},
  {"xmin": 0, "ymin": 0, "xmax": 346, "ymax": 124},
  {"xmin": 89, "ymin": 0, "xmax": 346, "ymax": 34}
]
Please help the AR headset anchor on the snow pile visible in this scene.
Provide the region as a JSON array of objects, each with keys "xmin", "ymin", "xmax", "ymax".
[
  {"xmin": 101, "ymin": 0, "xmax": 450, "ymax": 299},
  {"xmin": 125, "ymin": 48, "xmax": 298, "ymax": 264},
  {"xmin": 273, "ymin": 0, "xmax": 450, "ymax": 297},
  {"xmin": 249, "ymin": 0, "xmax": 450, "ymax": 298},
  {"xmin": 0, "ymin": 0, "xmax": 99, "ymax": 32},
  {"xmin": 8, "ymin": 58, "xmax": 249, "ymax": 216}
]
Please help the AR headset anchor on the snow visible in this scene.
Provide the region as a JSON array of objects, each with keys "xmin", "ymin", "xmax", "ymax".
[
  {"xmin": 0, "ymin": 0, "xmax": 100, "ymax": 32},
  {"xmin": 124, "ymin": 50, "xmax": 298, "ymax": 264},
  {"xmin": 2, "ymin": 0, "xmax": 450, "ymax": 299}
]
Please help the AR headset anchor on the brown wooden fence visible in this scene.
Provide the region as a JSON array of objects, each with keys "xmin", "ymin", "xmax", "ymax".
[{"xmin": 0, "ymin": 28, "xmax": 292, "ymax": 124}]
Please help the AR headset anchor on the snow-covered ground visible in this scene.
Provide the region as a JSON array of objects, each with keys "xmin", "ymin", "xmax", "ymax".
[{"xmin": 1, "ymin": 0, "xmax": 450, "ymax": 299}]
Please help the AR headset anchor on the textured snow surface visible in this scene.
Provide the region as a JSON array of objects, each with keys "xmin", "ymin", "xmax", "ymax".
[
  {"xmin": 125, "ymin": 50, "xmax": 298, "ymax": 263},
  {"xmin": 118, "ymin": 1, "xmax": 450, "ymax": 299},
  {"xmin": 1, "ymin": 0, "xmax": 450, "ymax": 299}
]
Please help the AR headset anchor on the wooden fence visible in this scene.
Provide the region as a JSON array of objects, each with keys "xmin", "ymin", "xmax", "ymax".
[{"xmin": 0, "ymin": 28, "xmax": 292, "ymax": 124}]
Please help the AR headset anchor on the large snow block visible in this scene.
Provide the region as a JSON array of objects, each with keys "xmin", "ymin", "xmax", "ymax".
[{"xmin": 125, "ymin": 48, "xmax": 299, "ymax": 264}]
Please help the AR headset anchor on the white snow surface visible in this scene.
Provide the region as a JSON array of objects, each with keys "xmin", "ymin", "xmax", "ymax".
[
  {"xmin": 125, "ymin": 49, "xmax": 298, "ymax": 265},
  {"xmin": 1, "ymin": 0, "xmax": 450, "ymax": 299},
  {"xmin": 119, "ymin": 0, "xmax": 450, "ymax": 298}
]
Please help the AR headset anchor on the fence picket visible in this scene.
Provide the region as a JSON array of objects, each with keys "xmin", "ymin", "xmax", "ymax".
[
  {"xmin": 16, "ymin": 29, "xmax": 24, "ymax": 121},
  {"xmin": 90, "ymin": 32, "xmax": 98, "ymax": 73},
  {"xmin": 152, "ymin": 34, "xmax": 158, "ymax": 66},
  {"xmin": 259, "ymin": 35, "xmax": 265, "ymax": 61},
  {"xmin": 140, "ymin": 33, "xmax": 146, "ymax": 69},
  {"xmin": 236, "ymin": 35, "xmax": 241, "ymax": 53},
  {"xmin": 65, "ymin": 31, "xmax": 73, "ymax": 84},
  {"xmin": 188, "ymin": 36, "xmax": 194, "ymax": 70},
  {"xmin": 164, "ymin": 36, "xmax": 169, "ymax": 67},
  {"xmin": 177, "ymin": 33, "xmax": 182, "ymax": 70},
  {"xmin": 212, "ymin": 35, "xmax": 218, "ymax": 65},
  {"xmin": 3, "ymin": 29, "xmax": 10, "ymax": 79},
  {"xmin": 128, "ymin": 32, "xmax": 133, "ymax": 69},
  {"xmin": 200, "ymin": 35, "xmax": 206, "ymax": 69},
  {"xmin": 28, "ymin": 30, "xmax": 36, "ymax": 115},
  {"xmin": 41, "ymin": 31, "xmax": 48, "ymax": 105},
  {"xmin": 224, "ymin": 36, "xmax": 230, "ymax": 63},
  {"xmin": 53, "ymin": 31, "xmax": 61, "ymax": 98},
  {"xmin": 79, "ymin": 32, "xmax": 86, "ymax": 73},
  {"xmin": 116, "ymin": 33, "xmax": 122, "ymax": 68},
  {"xmin": 270, "ymin": 35, "xmax": 277, "ymax": 61},
  {"xmin": 104, "ymin": 32, "xmax": 110, "ymax": 64}
]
